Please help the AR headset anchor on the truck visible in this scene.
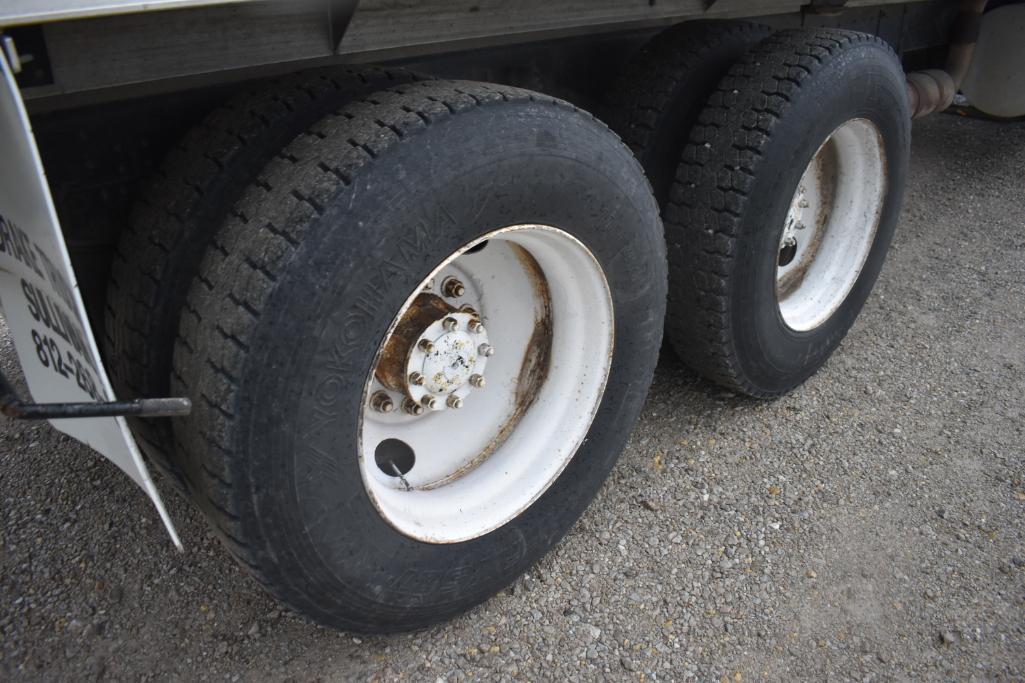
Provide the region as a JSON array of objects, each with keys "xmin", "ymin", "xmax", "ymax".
[{"xmin": 0, "ymin": 0, "xmax": 1020, "ymax": 633}]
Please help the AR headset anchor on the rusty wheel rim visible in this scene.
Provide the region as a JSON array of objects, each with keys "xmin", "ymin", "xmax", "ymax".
[
  {"xmin": 358, "ymin": 225, "xmax": 614, "ymax": 543},
  {"xmin": 775, "ymin": 118, "xmax": 887, "ymax": 332}
]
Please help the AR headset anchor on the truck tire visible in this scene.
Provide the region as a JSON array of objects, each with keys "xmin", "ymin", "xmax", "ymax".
[
  {"xmin": 605, "ymin": 20, "xmax": 771, "ymax": 206},
  {"xmin": 104, "ymin": 66, "xmax": 424, "ymax": 485},
  {"xmin": 666, "ymin": 29, "xmax": 910, "ymax": 397},
  {"xmin": 171, "ymin": 80, "xmax": 666, "ymax": 632}
]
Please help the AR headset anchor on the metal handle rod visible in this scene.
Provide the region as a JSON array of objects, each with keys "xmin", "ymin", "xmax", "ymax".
[{"xmin": 0, "ymin": 372, "xmax": 191, "ymax": 420}]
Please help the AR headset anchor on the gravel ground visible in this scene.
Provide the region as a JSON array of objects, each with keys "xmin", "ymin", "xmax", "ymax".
[{"xmin": 1, "ymin": 112, "xmax": 1023, "ymax": 682}]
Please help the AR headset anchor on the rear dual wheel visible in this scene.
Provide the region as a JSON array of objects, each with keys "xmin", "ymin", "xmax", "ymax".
[
  {"xmin": 665, "ymin": 29, "xmax": 910, "ymax": 396},
  {"xmin": 609, "ymin": 24, "xmax": 910, "ymax": 396},
  {"xmin": 170, "ymin": 80, "xmax": 666, "ymax": 631}
]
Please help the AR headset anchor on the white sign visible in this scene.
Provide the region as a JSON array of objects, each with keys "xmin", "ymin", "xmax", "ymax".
[{"xmin": 0, "ymin": 50, "xmax": 180, "ymax": 548}]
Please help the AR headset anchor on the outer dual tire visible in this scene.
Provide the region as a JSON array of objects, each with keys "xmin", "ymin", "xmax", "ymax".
[{"xmin": 170, "ymin": 80, "xmax": 666, "ymax": 632}]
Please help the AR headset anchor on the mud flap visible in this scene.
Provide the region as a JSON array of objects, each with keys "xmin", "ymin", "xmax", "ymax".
[{"xmin": 0, "ymin": 47, "xmax": 181, "ymax": 548}]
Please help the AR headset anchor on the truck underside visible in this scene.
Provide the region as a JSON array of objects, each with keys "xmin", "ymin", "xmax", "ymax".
[{"xmin": 3, "ymin": 0, "xmax": 955, "ymax": 326}]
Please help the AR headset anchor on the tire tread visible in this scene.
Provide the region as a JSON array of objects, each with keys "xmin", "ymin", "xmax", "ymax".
[{"xmin": 605, "ymin": 20, "xmax": 772, "ymax": 202}]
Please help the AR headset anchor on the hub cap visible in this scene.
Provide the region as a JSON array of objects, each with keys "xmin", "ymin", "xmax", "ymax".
[{"xmin": 408, "ymin": 309, "xmax": 489, "ymax": 409}]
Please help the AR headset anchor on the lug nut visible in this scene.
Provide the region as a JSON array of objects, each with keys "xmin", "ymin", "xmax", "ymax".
[
  {"xmin": 408, "ymin": 371, "xmax": 425, "ymax": 386},
  {"xmin": 469, "ymin": 374, "xmax": 486, "ymax": 388},
  {"xmin": 478, "ymin": 343, "xmax": 495, "ymax": 357},
  {"xmin": 371, "ymin": 391, "xmax": 395, "ymax": 413},
  {"xmin": 459, "ymin": 304, "xmax": 478, "ymax": 316},
  {"xmin": 419, "ymin": 339, "xmax": 435, "ymax": 353},
  {"xmin": 442, "ymin": 277, "xmax": 466, "ymax": 299},
  {"xmin": 402, "ymin": 398, "xmax": 424, "ymax": 416},
  {"xmin": 442, "ymin": 317, "xmax": 458, "ymax": 332},
  {"xmin": 446, "ymin": 395, "xmax": 464, "ymax": 409},
  {"xmin": 421, "ymin": 395, "xmax": 438, "ymax": 410},
  {"xmin": 468, "ymin": 320, "xmax": 484, "ymax": 334}
]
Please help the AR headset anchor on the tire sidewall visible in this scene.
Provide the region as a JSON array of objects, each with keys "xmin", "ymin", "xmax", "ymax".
[
  {"xmin": 232, "ymin": 103, "xmax": 665, "ymax": 629},
  {"xmin": 731, "ymin": 43, "xmax": 910, "ymax": 393}
]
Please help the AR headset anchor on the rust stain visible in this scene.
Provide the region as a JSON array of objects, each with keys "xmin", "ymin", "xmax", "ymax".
[
  {"xmin": 375, "ymin": 292, "xmax": 456, "ymax": 393},
  {"xmin": 421, "ymin": 243, "xmax": 553, "ymax": 490},
  {"xmin": 777, "ymin": 145, "xmax": 836, "ymax": 301}
]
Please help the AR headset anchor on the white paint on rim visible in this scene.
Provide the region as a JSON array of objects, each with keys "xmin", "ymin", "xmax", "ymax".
[
  {"xmin": 358, "ymin": 225, "xmax": 614, "ymax": 544},
  {"xmin": 776, "ymin": 118, "xmax": 887, "ymax": 332}
]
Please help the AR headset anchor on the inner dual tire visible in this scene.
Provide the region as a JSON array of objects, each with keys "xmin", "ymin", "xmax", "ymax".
[
  {"xmin": 104, "ymin": 66, "xmax": 425, "ymax": 484},
  {"xmin": 169, "ymin": 81, "xmax": 666, "ymax": 632},
  {"xmin": 606, "ymin": 20, "xmax": 772, "ymax": 205},
  {"xmin": 609, "ymin": 24, "xmax": 910, "ymax": 397}
]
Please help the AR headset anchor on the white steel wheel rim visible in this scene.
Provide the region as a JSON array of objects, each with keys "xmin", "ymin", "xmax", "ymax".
[
  {"xmin": 358, "ymin": 225, "xmax": 614, "ymax": 543},
  {"xmin": 776, "ymin": 118, "xmax": 887, "ymax": 332}
]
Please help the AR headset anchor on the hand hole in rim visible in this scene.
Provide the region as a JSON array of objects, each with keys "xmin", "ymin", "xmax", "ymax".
[{"xmin": 778, "ymin": 241, "xmax": 797, "ymax": 267}]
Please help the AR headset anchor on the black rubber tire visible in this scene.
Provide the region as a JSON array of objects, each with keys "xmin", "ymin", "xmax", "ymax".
[
  {"xmin": 605, "ymin": 20, "xmax": 772, "ymax": 206},
  {"xmin": 665, "ymin": 29, "xmax": 911, "ymax": 397},
  {"xmin": 171, "ymin": 80, "xmax": 666, "ymax": 632},
  {"xmin": 103, "ymin": 66, "xmax": 425, "ymax": 485}
]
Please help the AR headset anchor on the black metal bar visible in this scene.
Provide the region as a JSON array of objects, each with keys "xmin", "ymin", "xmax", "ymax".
[{"xmin": 0, "ymin": 372, "xmax": 191, "ymax": 420}]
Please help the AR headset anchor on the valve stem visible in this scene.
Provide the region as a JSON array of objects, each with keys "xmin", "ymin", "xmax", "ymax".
[{"xmin": 390, "ymin": 462, "xmax": 412, "ymax": 492}]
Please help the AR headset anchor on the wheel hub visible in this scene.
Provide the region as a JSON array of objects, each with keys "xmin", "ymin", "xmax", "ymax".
[
  {"xmin": 374, "ymin": 293, "xmax": 490, "ymax": 413},
  {"xmin": 406, "ymin": 312, "xmax": 490, "ymax": 410},
  {"xmin": 780, "ymin": 184, "xmax": 809, "ymax": 264}
]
